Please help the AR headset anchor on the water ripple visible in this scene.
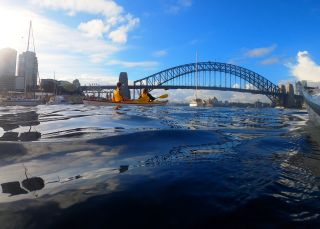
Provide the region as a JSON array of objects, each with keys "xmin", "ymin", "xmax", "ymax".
[{"xmin": 0, "ymin": 105, "xmax": 319, "ymax": 228}]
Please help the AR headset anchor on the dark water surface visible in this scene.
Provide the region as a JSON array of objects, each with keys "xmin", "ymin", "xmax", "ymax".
[{"xmin": 0, "ymin": 105, "xmax": 319, "ymax": 228}]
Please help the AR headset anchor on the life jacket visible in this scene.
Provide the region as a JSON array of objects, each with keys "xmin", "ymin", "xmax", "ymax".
[
  {"xmin": 112, "ymin": 88, "xmax": 123, "ymax": 102},
  {"xmin": 139, "ymin": 92, "xmax": 150, "ymax": 102}
]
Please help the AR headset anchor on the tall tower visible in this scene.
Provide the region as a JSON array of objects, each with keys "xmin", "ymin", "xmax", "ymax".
[
  {"xmin": 0, "ymin": 48, "xmax": 17, "ymax": 77},
  {"xmin": 119, "ymin": 72, "xmax": 131, "ymax": 99},
  {"xmin": 18, "ymin": 51, "xmax": 38, "ymax": 90}
]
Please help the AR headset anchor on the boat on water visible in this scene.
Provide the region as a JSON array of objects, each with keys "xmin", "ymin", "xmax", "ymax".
[
  {"xmin": 83, "ymin": 99, "xmax": 168, "ymax": 106},
  {"xmin": 301, "ymin": 86, "xmax": 320, "ymax": 126},
  {"xmin": 189, "ymin": 98, "xmax": 204, "ymax": 107},
  {"xmin": 47, "ymin": 95, "xmax": 67, "ymax": 105},
  {"xmin": 189, "ymin": 52, "xmax": 204, "ymax": 107}
]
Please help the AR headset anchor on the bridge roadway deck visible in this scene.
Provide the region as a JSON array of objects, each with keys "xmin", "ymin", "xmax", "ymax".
[{"xmin": 81, "ymin": 85, "xmax": 281, "ymax": 96}]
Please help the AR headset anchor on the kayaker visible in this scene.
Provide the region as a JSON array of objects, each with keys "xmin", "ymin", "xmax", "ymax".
[
  {"xmin": 112, "ymin": 82, "xmax": 124, "ymax": 102},
  {"xmin": 139, "ymin": 88, "xmax": 156, "ymax": 102}
]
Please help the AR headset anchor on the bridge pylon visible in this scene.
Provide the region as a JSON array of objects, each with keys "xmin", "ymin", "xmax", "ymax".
[{"xmin": 119, "ymin": 72, "xmax": 131, "ymax": 99}]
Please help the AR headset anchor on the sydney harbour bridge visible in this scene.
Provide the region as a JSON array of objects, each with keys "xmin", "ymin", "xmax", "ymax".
[{"xmin": 81, "ymin": 61, "xmax": 302, "ymax": 107}]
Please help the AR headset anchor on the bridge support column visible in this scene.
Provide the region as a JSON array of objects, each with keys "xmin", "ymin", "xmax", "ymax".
[{"xmin": 119, "ymin": 72, "xmax": 131, "ymax": 99}]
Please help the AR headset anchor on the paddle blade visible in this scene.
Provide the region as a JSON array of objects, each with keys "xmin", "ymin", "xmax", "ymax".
[{"xmin": 157, "ymin": 94, "xmax": 168, "ymax": 99}]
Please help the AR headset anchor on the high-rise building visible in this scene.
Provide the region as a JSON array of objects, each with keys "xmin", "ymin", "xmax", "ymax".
[
  {"xmin": 0, "ymin": 48, "xmax": 17, "ymax": 78},
  {"xmin": 286, "ymin": 83, "xmax": 294, "ymax": 96},
  {"xmin": 18, "ymin": 51, "xmax": 38, "ymax": 90},
  {"xmin": 0, "ymin": 48, "xmax": 17, "ymax": 91},
  {"xmin": 295, "ymin": 81, "xmax": 307, "ymax": 95}
]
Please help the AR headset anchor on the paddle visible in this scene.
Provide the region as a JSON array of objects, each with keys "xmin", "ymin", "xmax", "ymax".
[{"xmin": 156, "ymin": 94, "xmax": 168, "ymax": 99}]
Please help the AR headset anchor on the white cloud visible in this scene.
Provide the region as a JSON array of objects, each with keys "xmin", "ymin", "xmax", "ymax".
[
  {"xmin": 232, "ymin": 83, "xmax": 240, "ymax": 89},
  {"xmin": 89, "ymin": 53, "xmax": 109, "ymax": 63},
  {"xmin": 260, "ymin": 56, "xmax": 280, "ymax": 65},
  {"xmin": 154, "ymin": 89, "xmax": 269, "ymax": 103},
  {"xmin": 39, "ymin": 53, "xmax": 118, "ymax": 84},
  {"xmin": 39, "ymin": 54, "xmax": 119, "ymax": 85},
  {"xmin": 108, "ymin": 26, "xmax": 128, "ymax": 43},
  {"xmin": 31, "ymin": 0, "xmax": 123, "ymax": 18},
  {"xmin": 33, "ymin": 13, "xmax": 121, "ymax": 59},
  {"xmin": 78, "ymin": 19, "xmax": 106, "ymax": 38},
  {"xmin": 108, "ymin": 14, "xmax": 140, "ymax": 43},
  {"xmin": 31, "ymin": 0, "xmax": 139, "ymax": 43},
  {"xmin": 167, "ymin": 0, "xmax": 192, "ymax": 14},
  {"xmin": 245, "ymin": 44, "xmax": 277, "ymax": 58},
  {"xmin": 0, "ymin": 5, "xmax": 124, "ymax": 84},
  {"xmin": 153, "ymin": 50, "xmax": 168, "ymax": 57},
  {"xmin": 245, "ymin": 83, "xmax": 255, "ymax": 90},
  {"xmin": 74, "ymin": 73, "xmax": 118, "ymax": 86},
  {"xmin": 227, "ymin": 92, "xmax": 269, "ymax": 103},
  {"xmin": 290, "ymin": 51, "xmax": 320, "ymax": 82},
  {"xmin": 106, "ymin": 60, "xmax": 159, "ymax": 68}
]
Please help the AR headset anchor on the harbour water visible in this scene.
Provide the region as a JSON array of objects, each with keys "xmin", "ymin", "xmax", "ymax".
[{"xmin": 0, "ymin": 105, "xmax": 319, "ymax": 228}]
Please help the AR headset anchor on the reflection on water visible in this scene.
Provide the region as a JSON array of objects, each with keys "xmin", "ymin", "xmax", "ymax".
[
  {"xmin": 0, "ymin": 105, "xmax": 319, "ymax": 228},
  {"xmin": 0, "ymin": 110, "xmax": 41, "ymax": 141},
  {"xmin": 0, "ymin": 111, "xmax": 39, "ymax": 131},
  {"xmin": 0, "ymin": 164, "xmax": 45, "ymax": 197},
  {"xmin": 0, "ymin": 131, "xmax": 41, "ymax": 141},
  {"xmin": 1, "ymin": 177, "xmax": 45, "ymax": 196}
]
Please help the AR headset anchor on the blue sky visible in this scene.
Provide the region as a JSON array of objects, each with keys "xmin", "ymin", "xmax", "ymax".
[
  {"xmin": 1, "ymin": 0, "xmax": 320, "ymax": 102},
  {"xmin": 121, "ymin": 0, "xmax": 320, "ymax": 83}
]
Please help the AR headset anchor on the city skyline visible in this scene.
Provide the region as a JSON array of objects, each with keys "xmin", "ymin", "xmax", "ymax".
[
  {"xmin": 0, "ymin": 48, "xmax": 38, "ymax": 91},
  {"xmin": 0, "ymin": 0, "xmax": 319, "ymax": 102}
]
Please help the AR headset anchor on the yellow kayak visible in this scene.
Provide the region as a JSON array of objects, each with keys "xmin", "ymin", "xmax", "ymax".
[{"xmin": 83, "ymin": 99, "xmax": 168, "ymax": 106}]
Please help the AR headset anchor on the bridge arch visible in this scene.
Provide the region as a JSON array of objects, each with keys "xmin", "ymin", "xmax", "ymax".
[{"xmin": 134, "ymin": 62, "xmax": 281, "ymax": 103}]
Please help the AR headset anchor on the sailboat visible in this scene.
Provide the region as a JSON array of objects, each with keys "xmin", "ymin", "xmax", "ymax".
[
  {"xmin": 47, "ymin": 72, "xmax": 68, "ymax": 105},
  {"xmin": 189, "ymin": 52, "xmax": 203, "ymax": 107},
  {"xmin": 47, "ymin": 95, "xmax": 67, "ymax": 105},
  {"xmin": 0, "ymin": 21, "xmax": 41, "ymax": 106}
]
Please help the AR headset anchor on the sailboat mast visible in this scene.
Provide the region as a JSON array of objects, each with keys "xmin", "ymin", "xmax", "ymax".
[
  {"xmin": 27, "ymin": 21, "xmax": 31, "ymax": 52},
  {"xmin": 24, "ymin": 21, "xmax": 32, "ymax": 97}
]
